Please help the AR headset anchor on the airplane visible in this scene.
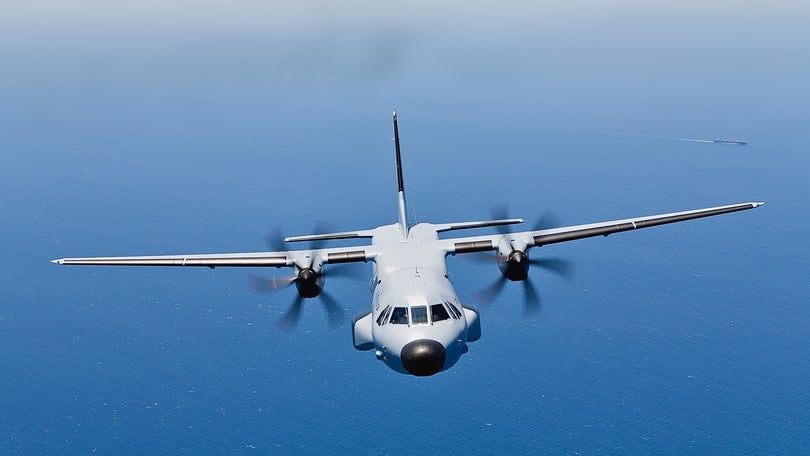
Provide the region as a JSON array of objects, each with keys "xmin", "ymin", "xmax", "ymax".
[{"xmin": 52, "ymin": 110, "xmax": 764, "ymax": 376}]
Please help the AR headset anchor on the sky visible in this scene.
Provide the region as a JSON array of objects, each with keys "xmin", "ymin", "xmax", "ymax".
[{"xmin": 2, "ymin": 1, "xmax": 809, "ymax": 454}]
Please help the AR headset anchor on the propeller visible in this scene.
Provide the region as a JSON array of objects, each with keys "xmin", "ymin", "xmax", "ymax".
[
  {"xmin": 249, "ymin": 222, "xmax": 350, "ymax": 329},
  {"xmin": 472, "ymin": 257, "xmax": 574, "ymax": 314},
  {"xmin": 250, "ymin": 259, "xmax": 347, "ymax": 330},
  {"xmin": 472, "ymin": 204, "xmax": 575, "ymax": 314},
  {"xmin": 273, "ymin": 291, "xmax": 346, "ymax": 330},
  {"xmin": 263, "ymin": 227, "xmax": 287, "ymax": 253},
  {"xmin": 263, "ymin": 221, "xmax": 336, "ymax": 252},
  {"xmin": 491, "ymin": 203, "xmax": 562, "ymax": 233}
]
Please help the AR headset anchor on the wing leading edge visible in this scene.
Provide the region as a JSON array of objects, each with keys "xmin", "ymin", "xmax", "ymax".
[
  {"xmin": 52, "ymin": 246, "xmax": 373, "ymax": 267},
  {"xmin": 446, "ymin": 202, "xmax": 764, "ymax": 254}
]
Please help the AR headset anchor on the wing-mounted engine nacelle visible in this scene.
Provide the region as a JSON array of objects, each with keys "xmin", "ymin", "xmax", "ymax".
[
  {"xmin": 293, "ymin": 253, "xmax": 325, "ymax": 298},
  {"xmin": 496, "ymin": 237, "xmax": 530, "ymax": 282}
]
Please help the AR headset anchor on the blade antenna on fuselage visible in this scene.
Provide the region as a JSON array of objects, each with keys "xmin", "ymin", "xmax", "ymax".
[{"xmin": 393, "ymin": 109, "xmax": 408, "ymax": 238}]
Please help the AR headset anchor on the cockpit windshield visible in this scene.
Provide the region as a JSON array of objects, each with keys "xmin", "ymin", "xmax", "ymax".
[
  {"xmin": 390, "ymin": 307, "xmax": 409, "ymax": 325},
  {"xmin": 380, "ymin": 303, "xmax": 457, "ymax": 326},
  {"xmin": 411, "ymin": 306, "xmax": 428, "ymax": 325},
  {"xmin": 430, "ymin": 303, "xmax": 451, "ymax": 322}
]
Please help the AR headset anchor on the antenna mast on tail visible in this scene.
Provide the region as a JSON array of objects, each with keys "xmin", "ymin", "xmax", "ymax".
[{"xmin": 393, "ymin": 109, "xmax": 408, "ymax": 238}]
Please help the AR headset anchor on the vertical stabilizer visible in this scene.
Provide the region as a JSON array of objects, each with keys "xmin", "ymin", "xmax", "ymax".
[{"xmin": 393, "ymin": 109, "xmax": 408, "ymax": 238}]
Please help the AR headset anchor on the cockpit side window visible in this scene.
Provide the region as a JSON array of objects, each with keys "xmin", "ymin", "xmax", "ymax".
[
  {"xmin": 411, "ymin": 306, "xmax": 428, "ymax": 325},
  {"xmin": 390, "ymin": 307, "xmax": 409, "ymax": 325},
  {"xmin": 376, "ymin": 305, "xmax": 391, "ymax": 326},
  {"xmin": 445, "ymin": 301, "xmax": 462, "ymax": 319},
  {"xmin": 430, "ymin": 303, "xmax": 451, "ymax": 322}
]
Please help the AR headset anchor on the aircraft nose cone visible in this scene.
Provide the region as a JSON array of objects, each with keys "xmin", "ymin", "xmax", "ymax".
[{"xmin": 400, "ymin": 339, "xmax": 446, "ymax": 376}]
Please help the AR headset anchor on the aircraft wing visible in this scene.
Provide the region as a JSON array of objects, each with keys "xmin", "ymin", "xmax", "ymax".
[
  {"xmin": 443, "ymin": 202, "xmax": 764, "ymax": 254},
  {"xmin": 52, "ymin": 245, "xmax": 375, "ymax": 267},
  {"xmin": 53, "ymin": 202, "xmax": 763, "ymax": 265}
]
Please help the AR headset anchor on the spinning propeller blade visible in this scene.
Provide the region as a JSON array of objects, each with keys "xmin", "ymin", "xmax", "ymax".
[
  {"xmin": 272, "ymin": 290, "xmax": 346, "ymax": 330},
  {"xmin": 277, "ymin": 295, "xmax": 305, "ymax": 330},
  {"xmin": 249, "ymin": 274, "xmax": 297, "ymax": 292},
  {"xmin": 529, "ymin": 257, "xmax": 576, "ymax": 281},
  {"xmin": 319, "ymin": 291, "xmax": 346, "ymax": 329},
  {"xmin": 264, "ymin": 227, "xmax": 288, "ymax": 252},
  {"xmin": 473, "ymin": 275, "xmax": 508, "ymax": 305},
  {"xmin": 473, "ymin": 275, "xmax": 543, "ymax": 315},
  {"xmin": 533, "ymin": 210, "xmax": 562, "ymax": 231},
  {"xmin": 522, "ymin": 279, "xmax": 541, "ymax": 315},
  {"xmin": 490, "ymin": 203, "xmax": 512, "ymax": 235}
]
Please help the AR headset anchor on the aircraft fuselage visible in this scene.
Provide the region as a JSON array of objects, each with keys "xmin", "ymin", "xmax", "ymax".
[{"xmin": 365, "ymin": 223, "xmax": 479, "ymax": 376}]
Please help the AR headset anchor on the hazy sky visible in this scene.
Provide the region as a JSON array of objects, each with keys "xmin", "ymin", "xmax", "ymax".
[
  {"xmin": 3, "ymin": 0, "xmax": 807, "ymax": 172},
  {"xmin": 3, "ymin": 1, "xmax": 807, "ymax": 136}
]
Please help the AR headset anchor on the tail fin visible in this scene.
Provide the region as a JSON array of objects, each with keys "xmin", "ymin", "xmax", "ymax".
[{"xmin": 393, "ymin": 109, "xmax": 408, "ymax": 237}]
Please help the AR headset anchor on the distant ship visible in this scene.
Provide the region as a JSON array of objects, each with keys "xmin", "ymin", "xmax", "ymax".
[{"xmin": 712, "ymin": 138, "xmax": 748, "ymax": 145}]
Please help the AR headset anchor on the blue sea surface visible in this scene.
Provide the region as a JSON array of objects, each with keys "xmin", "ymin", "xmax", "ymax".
[{"xmin": 2, "ymin": 2, "xmax": 809, "ymax": 454}]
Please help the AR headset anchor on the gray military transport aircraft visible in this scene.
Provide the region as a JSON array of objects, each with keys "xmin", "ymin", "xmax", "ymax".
[{"xmin": 53, "ymin": 111, "xmax": 764, "ymax": 376}]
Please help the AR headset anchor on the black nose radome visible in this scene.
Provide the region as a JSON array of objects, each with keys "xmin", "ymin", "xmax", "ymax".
[{"xmin": 401, "ymin": 339, "xmax": 446, "ymax": 376}]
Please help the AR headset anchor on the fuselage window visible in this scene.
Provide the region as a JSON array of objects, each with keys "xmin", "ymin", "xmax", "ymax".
[
  {"xmin": 390, "ymin": 307, "xmax": 409, "ymax": 325},
  {"xmin": 411, "ymin": 305, "xmax": 428, "ymax": 325},
  {"xmin": 430, "ymin": 303, "xmax": 451, "ymax": 322},
  {"xmin": 376, "ymin": 306, "xmax": 391, "ymax": 326}
]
